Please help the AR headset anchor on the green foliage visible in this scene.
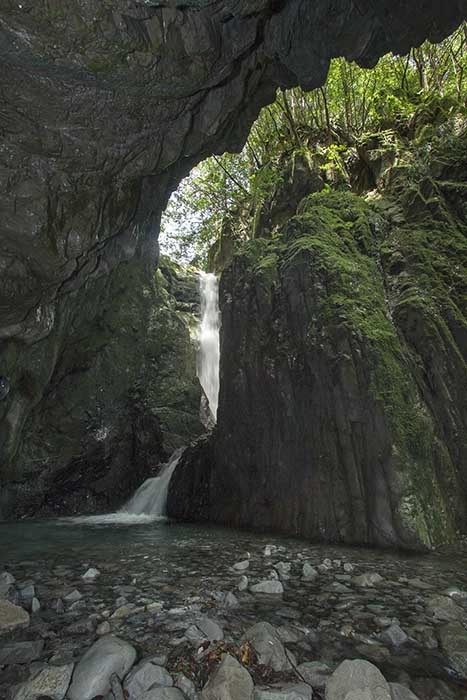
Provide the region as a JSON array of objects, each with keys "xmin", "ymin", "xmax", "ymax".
[{"xmin": 161, "ymin": 25, "xmax": 466, "ymax": 266}]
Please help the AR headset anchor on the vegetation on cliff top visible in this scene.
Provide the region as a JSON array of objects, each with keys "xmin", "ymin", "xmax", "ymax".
[{"xmin": 161, "ymin": 24, "xmax": 466, "ymax": 266}]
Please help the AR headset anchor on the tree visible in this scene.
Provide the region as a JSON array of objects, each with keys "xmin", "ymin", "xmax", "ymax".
[{"xmin": 160, "ymin": 25, "xmax": 466, "ymax": 266}]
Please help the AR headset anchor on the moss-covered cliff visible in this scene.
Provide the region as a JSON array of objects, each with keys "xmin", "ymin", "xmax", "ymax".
[{"xmin": 168, "ymin": 126, "xmax": 467, "ymax": 549}]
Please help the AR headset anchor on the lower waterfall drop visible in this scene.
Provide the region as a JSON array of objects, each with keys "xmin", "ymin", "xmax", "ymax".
[
  {"xmin": 68, "ymin": 448, "xmax": 184, "ymax": 525},
  {"xmin": 198, "ymin": 272, "xmax": 220, "ymax": 420},
  {"xmin": 123, "ymin": 447, "xmax": 184, "ymax": 517}
]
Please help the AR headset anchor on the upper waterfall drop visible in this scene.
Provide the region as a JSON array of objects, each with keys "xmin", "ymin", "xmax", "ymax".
[{"xmin": 198, "ymin": 272, "xmax": 220, "ymax": 420}]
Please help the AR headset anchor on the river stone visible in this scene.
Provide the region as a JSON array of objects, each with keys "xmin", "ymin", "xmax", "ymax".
[
  {"xmin": 0, "ymin": 571, "xmax": 15, "ymax": 585},
  {"xmin": 18, "ymin": 583, "xmax": 35, "ymax": 605},
  {"xmin": 389, "ymin": 683, "xmax": 420, "ymax": 700},
  {"xmin": 439, "ymin": 622, "xmax": 467, "ymax": 677},
  {"xmin": 242, "ymin": 622, "xmax": 292, "ymax": 671},
  {"xmin": 297, "ymin": 661, "xmax": 332, "ymax": 689},
  {"xmin": 174, "ymin": 672, "xmax": 198, "ymax": 700},
  {"xmin": 197, "ymin": 617, "xmax": 224, "ymax": 641},
  {"xmin": 68, "ymin": 635, "xmax": 137, "ymax": 700},
  {"xmin": 427, "ymin": 595, "xmax": 463, "ymax": 622},
  {"xmin": 64, "ymin": 589, "xmax": 82, "ymax": 603},
  {"xmin": 238, "ymin": 576, "xmax": 249, "ymax": 591},
  {"xmin": 11, "ymin": 663, "xmax": 74, "ymax": 700},
  {"xmin": 352, "ymin": 573, "xmax": 384, "ymax": 588},
  {"xmin": 97, "ymin": 621, "xmax": 111, "ymax": 635},
  {"xmin": 124, "ymin": 660, "xmax": 173, "ymax": 699},
  {"xmin": 233, "ymin": 560, "xmax": 250, "ymax": 572},
  {"xmin": 275, "ymin": 562, "xmax": 292, "ymax": 577},
  {"xmin": 224, "ymin": 592, "xmax": 239, "ymax": 608},
  {"xmin": 264, "ymin": 545, "xmax": 277, "ymax": 557},
  {"xmin": 302, "ymin": 564, "xmax": 319, "ymax": 581},
  {"xmin": 325, "ymin": 659, "xmax": 391, "ymax": 700},
  {"xmin": 380, "ymin": 624, "xmax": 408, "ymax": 647},
  {"xmin": 0, "ymin": 571, "xmax": 15, "ymax": 598},
  {"xmin": 251, "ymin": 580, "xmax": 284, "ymax": 595},
  {"xmin": 254, "ymin": 684, "xmax": 312, "ymax": 700},
  {"xmin": 141, "ymin": 690, "xmax": 186, "ymax": 700},
  {"xmin": 82, "ymin": 567, "xmax": 100, "ymax": 581},
  {"xmin": 0, "ymin": 639, "xmax": 44, "ymax": 664},
  {"xmin": 0, "ymin": 600, "xmax": 29, "ymax": 633},
  {"xmin": 201, "ymin": 653, "xmax": 253, "ymax": 700},
  {"xmin": 277, "ymin": 625, "xmax": 305, "ymax": 643},
  {"xmin": 444, "ymin": 587, "xmax": 467, "ymax": 600}
]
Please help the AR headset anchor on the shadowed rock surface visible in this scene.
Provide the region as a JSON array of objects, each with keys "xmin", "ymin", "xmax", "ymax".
[
  {"xmin": 0, "ymin": 258, "xmax": 202, "ymax": 518},
  {"xmin": 1, "ymin": 1, "xmax": 466, "ymax": 515}
]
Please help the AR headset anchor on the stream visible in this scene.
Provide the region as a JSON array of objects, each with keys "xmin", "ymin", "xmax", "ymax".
[{"xmin": 2, "ymin": 518, "xmax": 467, "ymax": 698}]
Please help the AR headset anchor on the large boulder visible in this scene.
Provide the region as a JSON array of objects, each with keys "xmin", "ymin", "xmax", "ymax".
[{"xmin": 68, "ymin": 635, "xmax": 137, "ymax": 700}]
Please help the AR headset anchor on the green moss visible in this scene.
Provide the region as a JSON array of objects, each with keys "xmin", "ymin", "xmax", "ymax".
[{"xmin": 231, "ymin": 174, "xmax": 466, "ymax": 545}]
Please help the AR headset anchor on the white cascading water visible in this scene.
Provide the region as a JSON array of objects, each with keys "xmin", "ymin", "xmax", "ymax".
[
  {"xmin": 68, "ymin": 448, "xmax": 184, "ymax": 525},
  {"xmin": 198, "ymin": 272, "xmax": 220, "ymax": 419}
]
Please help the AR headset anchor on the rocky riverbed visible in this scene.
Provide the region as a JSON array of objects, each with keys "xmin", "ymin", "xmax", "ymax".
[{"xmin": 1, "ymin": 520, "xmax": 467, "ymax": 699}]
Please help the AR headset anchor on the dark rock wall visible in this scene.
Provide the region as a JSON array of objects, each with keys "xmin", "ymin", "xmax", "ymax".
[
  {"xmin": 0, "ymin": 259, "xmax": 203, "ymax": 519},
  {"xmin": 168, "ymin": 132, "xmax": 467, "ymax": 549},
  {"xmin": 1, "ymin": 0, "xmax": 466, "ymax": 514}
]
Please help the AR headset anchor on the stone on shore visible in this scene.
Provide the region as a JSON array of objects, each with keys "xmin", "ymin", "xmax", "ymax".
[
  {"xmin": 0, "ymin": 640, "xmax": 43, "ymax": 665},
  {"xmin": 140, "ymin": 689, "xmax": 186, "ymax": 700},
  {"xmin": 297, "ymin": 661, "xmax": 332, "ymax": 689},
  {"xmin": 124, "ymin": 660, "xmax": 173, "ymax": 700},
  {"xmin": 82, "ymin": 567, "xmax": 100, "ymax": 581},
  {"xmin": 238, "ymin": 576, "xmax": 249, "ymax": 591},
  {"xmin": 68, "ymin": 635, "xmax": 136, "ymax": 700},
  {"xmin": 325, "ymin": 659, "xmax": 391, "ymax": 700},
  {"xmin": 427, "ymin": 595, "xmax": 464, "ymax": 622},
  {"xmin": 302, "ymin": 564, "xmax": 319, "ymax": 581},
  {"xmin": 174, "ymin": 672, "xmax": 198, "ymax": 700},
  {"xmin": 380, "ymin": 624, "xmax": 408, "ymax": 647},
  {"xmin": 250, "ymin": 580, "xmax": 284, "ymax": 595},
  {"xmin": 242, "ymin": 622, "xmax": 292, "ymax": 672},
  {"xmin": 11, "ymin": 663, "xmax": 74, "ymax": 700},
  {"xmin": 439, "ymin": 622, "xmax": 467, "ymax": 677},
  {"xmin": 389, "ymin": 683, "xmax": 420, "ymax": 700},
  {"xmin": 233, "ymin": 560, "xmax": 250, "ymax": 572},
  {"xmin": 254, "ymin": 684, "xmax": 312, "ymax": 700},
  {"xmin": 0, "ymin": 600, "xmax": 29, "ymax": 634},
  {"xmin": 201, "ymin": 653, "xmax": 254, "ymax": 700},
  {"xmin": 352, "ymin": 573, "xmax": 383, "ymax": 588}
]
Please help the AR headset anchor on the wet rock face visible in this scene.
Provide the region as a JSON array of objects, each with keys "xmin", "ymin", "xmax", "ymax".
[
  {"xmin": 169, "ymin": 133, "xmax": 467, "ymax": 550},
  {"xmin": 0, "ymin": 260, "xmax": 202, "ymax": 519},
  {"xmin": 1, "ymin": 1, "xmax": 466, "ymax": 512}
]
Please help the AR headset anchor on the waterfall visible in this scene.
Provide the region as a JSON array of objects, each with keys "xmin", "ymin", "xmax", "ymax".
[
  {"xmin": 67, "ymin": 448, "xmax": 184, "ymax": 525},
  {"xmin": 198, "ymin": 272, "xmax": 220, "ymax": 420}
]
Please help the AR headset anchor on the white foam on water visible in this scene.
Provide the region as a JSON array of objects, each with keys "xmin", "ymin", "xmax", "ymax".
[{"xmin": 63, "ymin": 448, "xmax": 184, "ymax": 526}]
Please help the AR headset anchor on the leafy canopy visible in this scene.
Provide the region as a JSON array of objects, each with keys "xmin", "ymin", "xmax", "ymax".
[{"xmin": 160, "ymin": 25, "xmax": 466, "ymax": 267}]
